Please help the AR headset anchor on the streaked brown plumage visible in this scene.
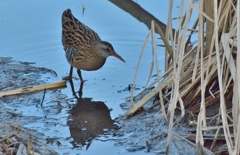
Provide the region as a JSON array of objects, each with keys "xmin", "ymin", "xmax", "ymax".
[{"xmin": 62, "ymin": 9, "xmax": 125, "ymax": 82}]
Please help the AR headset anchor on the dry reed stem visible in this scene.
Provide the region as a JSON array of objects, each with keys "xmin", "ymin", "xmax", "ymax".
[
  {"xmin": 213, "ymin": 0, "xmax": 233, "ymax": 154},
  {"xmin": 196, "ymin": 0, "xmax": 205, "ymax": 152},
  {"xmin": 130, "ymin": 31, "xmax": 151, "ymax": 107},
  {"xmin": 222, "ymin": 33, "xmax": 236, "ymax": 81},
  {"xmin": 155, "ymin": 23, "xmax": 174, "ymax": 60},
  {"xmin": 233, "ymin": 0, "xmax": 240, "ymax": 154},
  {"xmin": 165, "ymin": 0, "xmax": 174, "ymax": 71},
  {"xmin": 151, "ymin": 20, "xmax": 168, "ymax": 121},
  {"xmin": 0, "ymin": 80, "xmax": 66, "ymax": 97}
]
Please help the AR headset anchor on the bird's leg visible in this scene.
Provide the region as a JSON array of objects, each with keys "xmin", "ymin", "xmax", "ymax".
[
  {"xmin": 69, "ymin": 66, "xmax": 73, "ymax": 78},
  {"xmin": 77, "ymin": 69, "xmax": 86, "ymax": 83},
  {"xmin": 76, "ymin": 69, "xmax": 85, "ymax": 98},
  {"xmin": 68, "ymin": 79, "xmax": 78, "ymax": 98},
  {"xmin": 78, "ymin": 81, "xmax": 84, "ymax": 98},
  {"xmin": 63, "ymin": 66, "xmax": 73, "ymax": 80},
  {"xmin": 68, "ymin": 78, "xmax": 84, "ymax": 98}
]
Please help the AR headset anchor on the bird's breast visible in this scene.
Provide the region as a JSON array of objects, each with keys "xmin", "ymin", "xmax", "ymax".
[{"xmin": 70, "ymin": 54, "xmax": 107, "ymax": 71}]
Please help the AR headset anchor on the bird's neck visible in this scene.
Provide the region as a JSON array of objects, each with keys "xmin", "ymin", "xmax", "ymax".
[{"xmin": 93, "ymin": 42, "xmax": 109, "ymax": 58}]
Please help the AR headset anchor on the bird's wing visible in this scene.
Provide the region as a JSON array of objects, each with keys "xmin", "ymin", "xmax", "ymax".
[{"xmin": 62, "ymin": 9, "xmax": 101, "ymax": 49}]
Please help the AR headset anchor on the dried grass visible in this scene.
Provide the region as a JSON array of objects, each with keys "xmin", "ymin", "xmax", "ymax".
[
  {"xmin": 126, "ymin": 0, "xmax": 240, "ymax": 154},
  {"xmin": 0, "ymin": 121, "xmax": 47, "ymax": 155}
]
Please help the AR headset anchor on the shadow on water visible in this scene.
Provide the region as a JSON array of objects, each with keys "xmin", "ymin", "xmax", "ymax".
[{"xmin": 66, "ymin": 80, "xmax": 117, "ymax": 150}]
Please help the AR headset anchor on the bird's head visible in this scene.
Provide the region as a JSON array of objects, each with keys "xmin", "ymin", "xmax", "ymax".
[{"xmin": 96, "ymin": 41, "xmax": 125, "ymax": 63}]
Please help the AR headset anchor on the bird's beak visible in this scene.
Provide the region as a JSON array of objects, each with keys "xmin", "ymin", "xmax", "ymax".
[{"xmin": 111, "ymin": 51, "xmax": 125, "ymax": 63}]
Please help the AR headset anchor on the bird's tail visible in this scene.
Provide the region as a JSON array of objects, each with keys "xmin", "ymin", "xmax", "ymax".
[{"xmin": 62, "ymin": 9, "xmax": 74, "ymax": 24}]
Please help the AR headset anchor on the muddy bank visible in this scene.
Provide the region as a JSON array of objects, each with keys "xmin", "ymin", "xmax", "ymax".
[
  {"xmin": 0, "ymin": 57, "xmax": 65, "ymax": 154},
  {"xmin": 117, "ymin": 99, "xmax": 199, "ymax": 154}
]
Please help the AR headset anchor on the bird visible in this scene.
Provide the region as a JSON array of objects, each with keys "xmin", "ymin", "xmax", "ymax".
[{"xmin": 62, "ymin": 9, "xmax": 125, "ymax": 83}]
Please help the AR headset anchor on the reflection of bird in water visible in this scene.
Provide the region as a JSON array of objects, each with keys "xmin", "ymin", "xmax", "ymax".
[
  {"xmin": 62, "ymin": 9, "xmax": 125, "ymax": 83},
  {"xmin": 67, "ymin": 97, "xmax": 116, "ymax": 149}
]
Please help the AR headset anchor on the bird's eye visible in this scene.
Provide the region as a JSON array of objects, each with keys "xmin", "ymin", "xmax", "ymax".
[{"xmin": 105, "ymin": 48, "xmax": 111, "ymax": 53}]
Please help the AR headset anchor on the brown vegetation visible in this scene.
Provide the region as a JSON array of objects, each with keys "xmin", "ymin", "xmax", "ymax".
[{"xmin": 126, "ymin": 0, "xmax": 239, "ymax": 154}]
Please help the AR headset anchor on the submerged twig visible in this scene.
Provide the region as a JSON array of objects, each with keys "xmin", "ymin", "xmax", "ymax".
[{"xmin": 40, "ymin": 88, "xmax": 46, "ymax": 108}]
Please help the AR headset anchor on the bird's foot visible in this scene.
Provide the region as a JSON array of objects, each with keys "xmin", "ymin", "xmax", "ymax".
[
  {"xmin": 80, "ymin": 80, "xmax": 87, "ymax": 84},
  {"xmin": 63, "ymin": 76, "xmax": 72, "ymax": 81}
]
